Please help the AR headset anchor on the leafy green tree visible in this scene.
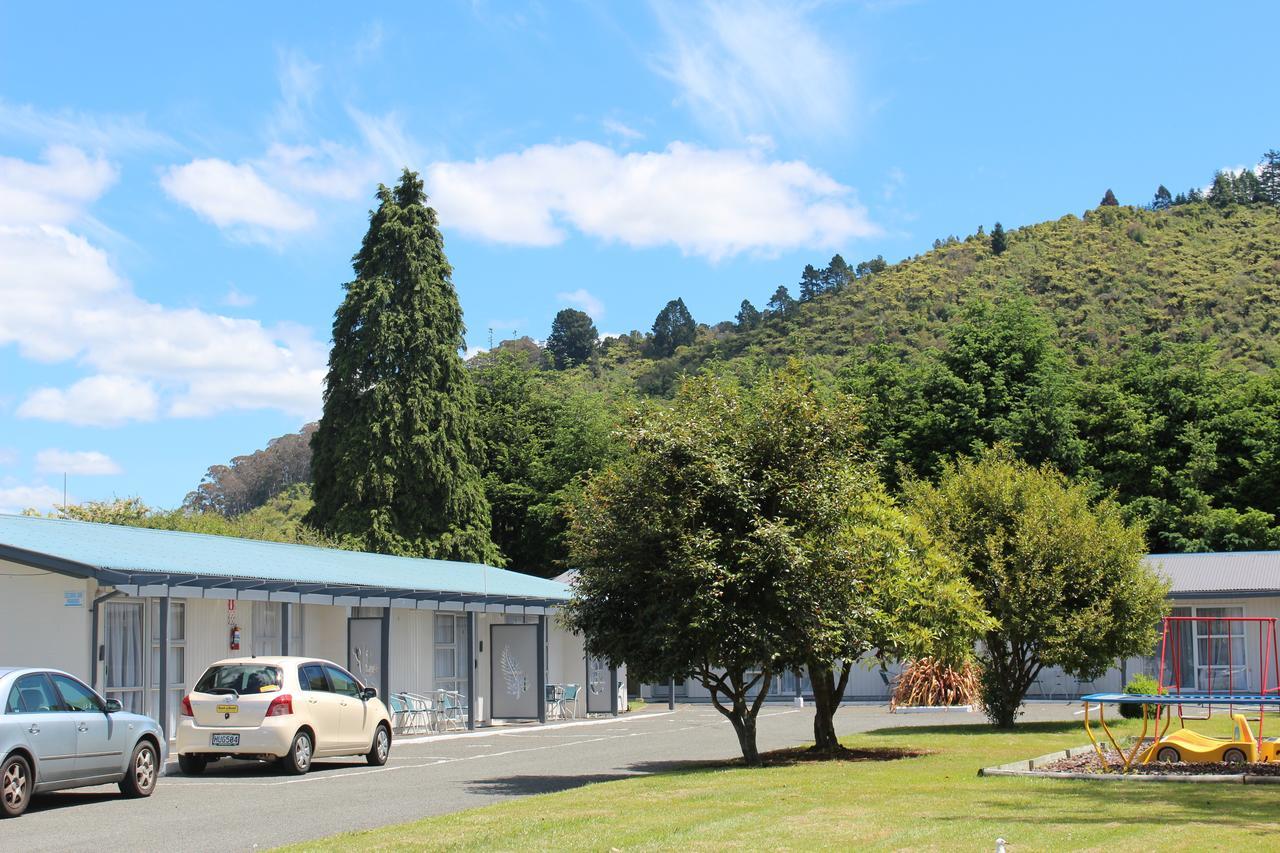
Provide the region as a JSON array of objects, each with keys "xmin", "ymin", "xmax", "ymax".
[
  {"xmin": 1260, "ymin": 150, "xmax": 1280, "ymax": 205},
  {"xmin": 848, "ymin": 298, "xmax": 1084, "ymax": 487},
  {"xmin": 798, "ymin": 264, "xmax": 824, "ymax": 300},
  {"xmin": 473, "ymin": 352, "xmax": 621, "ymax": 575},
  {"xmin": 566, "ymin": 366, "xmax": 986, "ymax": 762},
  {"xmin": 306, "ymin": 170, "xmax": 500, "ymax": 563},
  {"xmin": 822, "ymin": 254, "xmax": 852, "ymax": 291},
  {"xmin": 990, "ymin": 222, "xmax": 1007, "ymax": 255},
  {"xmin": 766, "ymin": 285, "xmax": 797, "ymax": 319},
  {"xmin": 1208, "ymin": 171, "xmax": 1236, "ymax": 207},
  {"xmin": 905, "ymin": 449, "xmax": 1168, "ymax": 728},
  {"xmin": 1151, "ymin": 185, "xmax": 1173, "ymax": 210},
  {"xmin": 1100, "ymin": 188, "xmax": 1120, "ymax": 206},
  {"xmin": 735, "ymin": 299, "xmax": 762, "ymax": 330},
  {"xmin": 854, "ymin": 255, "xmax": 887, "ymax": 277},
  {"xmin": 545, "ymin": 308, "xmax": 598, "ymax": 369},
  {"xmin": 650, "ymin": 297, "xmax": 697, "ymax": 357}
]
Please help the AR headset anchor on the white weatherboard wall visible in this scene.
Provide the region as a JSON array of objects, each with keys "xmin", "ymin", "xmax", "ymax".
[{"xmin": 0, "ymin": 561, "xmax": 94, "ymax": 680}]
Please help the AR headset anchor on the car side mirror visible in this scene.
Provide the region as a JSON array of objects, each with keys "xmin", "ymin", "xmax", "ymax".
[
  {"xmin": 361, "ymin": 687, "xmax": 378, "ymax": 701},
  {"xmin": 103, "ymin": 698, "xmax": 122, "ymax": 713}
]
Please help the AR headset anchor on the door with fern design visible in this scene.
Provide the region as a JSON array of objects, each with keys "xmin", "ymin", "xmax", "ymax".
[{"xmin": 490, "ymin": 624, "xmax": 539, "ymax": 719}]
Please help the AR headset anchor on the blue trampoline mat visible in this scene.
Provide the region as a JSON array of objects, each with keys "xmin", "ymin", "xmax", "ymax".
[{"xmin": 1083, "ymin": 692, "xmax": 1280, "ymax": 706}]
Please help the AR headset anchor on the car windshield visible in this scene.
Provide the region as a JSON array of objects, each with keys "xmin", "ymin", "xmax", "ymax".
[{"xmin": 195, "ymin": 664, "xmax": 283, "ymax": 695}]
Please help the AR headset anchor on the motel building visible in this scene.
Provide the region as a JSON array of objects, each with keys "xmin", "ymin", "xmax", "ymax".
[
  {"xmin": 637, "ymin": 551, "xmax": 1280, "ymax": 704},
  {"xmin": 0, "ymin": 514, "xmax": 626, "ymax": 743}
]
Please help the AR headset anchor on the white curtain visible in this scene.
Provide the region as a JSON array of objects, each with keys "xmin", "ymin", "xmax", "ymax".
[{"xmin": 105, "ymin": 602, "xmax": 143, "ymax": 712}]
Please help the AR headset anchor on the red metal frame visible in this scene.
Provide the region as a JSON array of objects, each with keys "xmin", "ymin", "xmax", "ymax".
[{"xmin": 1155, "ymin": 614, "xmax": 1280, "ymax": 741}]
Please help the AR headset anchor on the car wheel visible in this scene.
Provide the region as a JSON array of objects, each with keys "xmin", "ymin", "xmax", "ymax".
[
  {"xmin": 1, "ymin": 754, "xmax": 32, "ymax": 818},
  {"xmin": 280, "ymin": 730, "xmax": 313, "ymax": 775},
  {"xmin": 1156, "ymin": 746, "xmax": 1181, "ymax": 763},
  {"xmin": 1223, "ymin": 748, "xmax": 1248, "ymax": 764},
  {"xmin": 119, "ymin": 740, "xmax": 159, "ymax": 798},
  {"xmin": 367, "ymin": 723, "xmax": 391, "ymax": 767},
  {"xmin": 177, "ymin": 753, "xmax": 207, "ymax": 776}
]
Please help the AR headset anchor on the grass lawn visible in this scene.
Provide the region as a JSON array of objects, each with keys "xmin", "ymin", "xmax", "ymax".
[{"xmin": 285, "ymin": 714, "xmax": 1280, "ymax": 851}]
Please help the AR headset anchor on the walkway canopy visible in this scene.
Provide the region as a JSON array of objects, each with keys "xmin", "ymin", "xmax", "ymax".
[{"xmin": 0, "ymin": 514, "xmax": 570, "ymax": 612}]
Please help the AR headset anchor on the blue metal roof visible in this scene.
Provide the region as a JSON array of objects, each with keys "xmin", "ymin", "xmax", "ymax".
[{"xmin": 0, "ymin": 514, "xmax": 569, "ymax": 603}]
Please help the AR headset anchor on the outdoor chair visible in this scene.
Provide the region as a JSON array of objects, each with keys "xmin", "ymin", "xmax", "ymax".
[
  {"xmin": 561, "ymin": 683, "xmax": 581, "ymax": 719},
  {"xmin": 545, "ymin": 684, "xmax": 564, "ymax": 719},
  {"xmin": 400, "ymin": 691, "xmax": 436, "ymax": 733},
  {"xmin": 388, "ymin": 693, "xmax": 412, "ymax": 735},
  {"xmin": 436, "ymin": 689, "xmax": 467, "ymax": 730}
]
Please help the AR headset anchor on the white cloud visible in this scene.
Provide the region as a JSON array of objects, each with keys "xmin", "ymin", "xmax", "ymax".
[
  {"xmin": 0, "ymin": 448, "xmax": 17, "ymax": 467},
  {"xmin": 0, "ymin": 99, "xmax": 173, "ymax": 153},
  {"xmin": 557, "ymin": 288, "xmax": 605, "ymax": 319},
  {"xmin": 160, "ymin": 158, "xmax": 317, "ymax": 240},
  {"xmin": 428, "ymin": 141, "xmax": 879, "ymax": 260},
  {"xmin": 651, "ymin": 0, "xmax": 853, "ymax": 139},
  {"xmin": 19, "ymin": 375, "xmax": 160, "ymax": 427},
  {"xmin": 0, "ymin": 482, "xmax": 63, "ymax": 515},
  {"xmin": 35, "ymin": 449, "xmax": 122, "ymax": 476},
  {"xmin": 0, "ymin": 146, "xmax": 117, "ymax": 226},
  {"xmin": 0, "ymin": 149, "xmax": 327, "ymax": 425},
  {"xmin": 271, "ymin": 49, "xmax": 322, "ymax": 137},
  {"xmin": 221, "ymin": 285, "xmax": 256, "ymax": 307},
  {"xmin": 603, "ymin": 118, "xmax": 644, "ymax": 141}
]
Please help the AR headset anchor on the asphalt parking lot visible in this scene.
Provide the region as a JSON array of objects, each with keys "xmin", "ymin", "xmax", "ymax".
[{"xmin": 0, "ymin": 701, "xmax": 1079, "ymax": 851}]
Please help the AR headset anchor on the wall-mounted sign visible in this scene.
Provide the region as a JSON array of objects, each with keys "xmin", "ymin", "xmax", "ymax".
[{"xmin": 63, "ymin": 591, "xmax": 83, "ymax": 607}]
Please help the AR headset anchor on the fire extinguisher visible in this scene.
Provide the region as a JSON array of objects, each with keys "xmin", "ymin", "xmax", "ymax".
[{"xmin": 230, "ymin": 625, "xmax": 241, "ymax": 651}]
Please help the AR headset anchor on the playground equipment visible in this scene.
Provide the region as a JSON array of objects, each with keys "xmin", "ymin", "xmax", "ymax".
[{"xmin": 1081, "ymin": 615, "xmax": 1280, "ymax": 772}]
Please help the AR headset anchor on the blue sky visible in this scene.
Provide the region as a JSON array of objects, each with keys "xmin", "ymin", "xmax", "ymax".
[{"xmin": 1, "ymin": 1, "xmax": 1277, "ymax": 512}]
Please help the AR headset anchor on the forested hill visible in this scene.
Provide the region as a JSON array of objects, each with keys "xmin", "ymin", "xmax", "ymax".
[{"xmin": 622, "ymin": 200, "xmax": 1280, "ymax": 390}]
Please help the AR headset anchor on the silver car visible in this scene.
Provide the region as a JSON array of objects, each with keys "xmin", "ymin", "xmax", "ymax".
[{"xmin": 1, "ymin": 667, "xmax": 166, "ymax": 817}]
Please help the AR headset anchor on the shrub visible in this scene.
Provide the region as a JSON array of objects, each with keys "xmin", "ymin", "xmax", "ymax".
[
  {"xmin": 890, "ymin": 657, "xmax": 983, "ymax": 710},
  {"xmin": 1119, "ymin": 673, "xmax": 1162, "ymax": 719}
]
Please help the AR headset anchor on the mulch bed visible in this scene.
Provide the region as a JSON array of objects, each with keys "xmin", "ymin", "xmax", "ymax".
[{"xmin": 1041, "ymin": 743, "xmax": 1280, "ymax": 776}]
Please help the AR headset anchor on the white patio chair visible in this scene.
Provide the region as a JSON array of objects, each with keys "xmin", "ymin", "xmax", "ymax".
[{"xmin": 400, "ymin": 692, "xmax": 436, "ymax": 734}]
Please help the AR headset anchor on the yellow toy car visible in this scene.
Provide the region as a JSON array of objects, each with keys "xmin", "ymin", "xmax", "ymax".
[{"xmin": 1145, "ymin": 713, "xmax": 1280, "ymax": 764}]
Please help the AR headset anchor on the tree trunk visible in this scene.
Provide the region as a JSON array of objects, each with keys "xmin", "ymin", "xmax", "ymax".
[
  {"xmin": 980, "ymin": 638, "xmax": 1039, "ymax": 729},
  {"xmin": 699, "ymin": 666, "xmax": 770, "ymax": 766},
  {"xmin": 729, "ymin": 712, "xmax": 760, "ymax": 765},
  {"xmin": 808, "ymin": 660, "xmax": 851, "ymax": 752}
]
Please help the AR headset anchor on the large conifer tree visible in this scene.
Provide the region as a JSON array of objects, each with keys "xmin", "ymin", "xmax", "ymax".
[{"xmin": 306, "ymin": 170, "xmax": 501, "ymax": 564}]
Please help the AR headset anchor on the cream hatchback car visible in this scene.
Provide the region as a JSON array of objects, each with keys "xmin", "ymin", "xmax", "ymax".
[{"xmin": 175, "ymin": 657, "xmax": 391, "ymax": 775}]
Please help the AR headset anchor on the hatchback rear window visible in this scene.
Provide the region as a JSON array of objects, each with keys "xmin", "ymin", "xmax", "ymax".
[{"xmin": 195, "ymin": 664, "xmax": 284, "ymax": 695}]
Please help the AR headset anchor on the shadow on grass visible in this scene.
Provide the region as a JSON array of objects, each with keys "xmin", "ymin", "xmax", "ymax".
[
  {"xmin": 465, "ymin": 773, "xmax": 636, "ymax": 796},
  {"xmin": 863, "ymin": 721, "xmax": 1081, "ymax": 737},
  {"xmin": 624, "ymin": 745, "xmax": 928, "ymax": 775}
]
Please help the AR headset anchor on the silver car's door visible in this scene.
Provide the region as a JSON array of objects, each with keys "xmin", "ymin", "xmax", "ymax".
[
  {"xmin": 50, "ymin": 674, "xmax": 128, "ymax": 779},
  {"xmin": 5, "ymin": 673, "xmax": 79, "ymax": 784}
]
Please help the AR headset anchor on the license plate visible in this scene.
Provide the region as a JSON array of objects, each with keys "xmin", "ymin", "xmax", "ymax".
[
  {"xmin": 215, "ymin": 704, "xmax": 239, "ymax": 714},
  {"xmin": 211, "ymin": 733, "xmax": 240, "ymax": 747}
]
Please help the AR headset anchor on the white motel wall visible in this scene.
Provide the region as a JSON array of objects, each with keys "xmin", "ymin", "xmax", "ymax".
[{"xmin": 0, "ymin": 514, "xmax": 624, "ymax": 741}]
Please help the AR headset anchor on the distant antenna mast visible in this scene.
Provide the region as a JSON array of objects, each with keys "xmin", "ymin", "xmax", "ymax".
[{"xmin": 488, "ymin": 327, "xmax": 494, "ymax": 349}]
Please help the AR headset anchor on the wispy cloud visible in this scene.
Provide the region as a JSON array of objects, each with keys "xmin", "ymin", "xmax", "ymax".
[
  {"xmin": 35, "ymin": 449, "xmax": 122, "ymax": 476},
  {"xmin": 0, "ymin": 99, "xmax": 175, "ymax": 153},
  {"xmin": 160, "ymin": 158, "xmax": 318, "ymax": 241},
  {"xmin": 650, "ymin": 0, "xmax": 853, "ymax": 139},
  {"xmin": 603, "ymin": 118, "xmax": 644, "ymax": 141},
  {"xmin": 0, "ymin": 482, "xmax": 63, "ymax": 515},
  {"xmin": 429, "ymin": 141, "xmax": 879, "ymax": 261},
  {"xmin": 557, "ymin": 288, "xmax": 605, "ymax": 319}
]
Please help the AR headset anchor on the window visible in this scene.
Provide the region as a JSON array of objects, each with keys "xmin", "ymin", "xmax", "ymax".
[
  {"xmin": 298, "ymin": 664, "xmax": 329, "ymax": 692},
  {"xmin": 253, "ymin": 602, "xmax": 305, "ymax": 656},
  {"xmin": 7, "ymin": 674, "xmax": 61, "ymax": 714},
  {"xmin": 51, "ymin": 674, "xmax": 104, "ymax": 713},
  {"xmin": 195, "ymin": 664, "xmax": 284, "ymax": 694},
  {"xmin": 149, "ymin": 600, "xmax": 186, "ymax": 733},
  {"xmin": 434, "ymin": 614, "xmax": 466, "ymax": 694},
  {"xmin": 1196, "ymin": 607, "xmax": 1247, "ymax": 691},
  {"xmin": 324, "ymin": 665, "xmax": 361, "ymax": 698},
  {"xmin": 104, "ymin": 600, "xmax": 145, "ymax": 713}
]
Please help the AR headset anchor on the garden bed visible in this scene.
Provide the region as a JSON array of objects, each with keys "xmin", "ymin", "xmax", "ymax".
[{"xmin": 981, "ymin": 741, "xmax": 1280, "ymax": 783}]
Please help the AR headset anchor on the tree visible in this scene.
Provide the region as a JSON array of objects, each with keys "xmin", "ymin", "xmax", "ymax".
[
  {"xmin": 565, "ymin": 367, "xmax": 986, "ymax": 763},
  {"xmin": 854, "ymin": 255, "xmax": 887, "ymax": 277},
  {"xmin": 650, "ymin": 297, "xmax": 696, "ymax": 358},
  {"xmin": 798, "ymin": 264, "xmax": 824, "ymax": 301},
  {"xmin": 822, "ymin": 254, "xmax": 851, "ymax": 292},
  {"xmin": 735, "ymin": 299, "xmax": 762, "ymax": 330},
  {"xmin": 766, "ymin": 285, "xmax": 797, "ymax": 319},
  {"xmin": 306, "ymin": 170, "xmax": 501, "ymax": 564},
  {"xmin": 1260, "ymin": 150, "xmax": 1280, "ymax": 205},
  {"xmin": 1151, "ymin": 185, "xmax": 1173, "ymax": 210},
  {"xmin": 905, "ymin": 449, "xmax": 1168, "ymax": 728},
  {"xmin": 990, "ymin": 222, "xmax": 1007, "ymax": 255},
  {"xmin": 1100, "ymin": 188, "xmax": 1119, "ymax": 206},
  {"xmin": 1208, "ymin": 171, "xmax": 1235, "ymax": 207},
  {"xmin": 184, "ymin": 423, "xmax": 317, "ymax": 515},
  {"xmin": 545, "ymin": 308, "xmax": 598, "ymax": 370}
]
